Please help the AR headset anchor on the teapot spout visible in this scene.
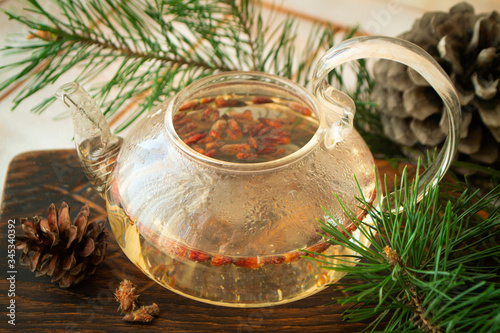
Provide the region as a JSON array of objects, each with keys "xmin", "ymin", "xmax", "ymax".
[{"xmin": 55, "ymin": 82, "xmax": 122, "ymax": 196}]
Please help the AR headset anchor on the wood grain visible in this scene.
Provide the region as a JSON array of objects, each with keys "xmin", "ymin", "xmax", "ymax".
[{"xmin": 0, "ymin": 150, "xmax": 400, "ymax": 332}]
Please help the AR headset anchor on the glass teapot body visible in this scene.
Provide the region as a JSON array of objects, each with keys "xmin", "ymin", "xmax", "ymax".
[
  {"xmin": 57, "ymin": 36, "xmax": 461, "ymax": 308},
  {"xmin": 106, "ymin": 72, "xmax": 376, "ymax": 307}
]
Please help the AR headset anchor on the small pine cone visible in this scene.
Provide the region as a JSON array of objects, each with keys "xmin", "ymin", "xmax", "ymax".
[
  {"xmin": 115, "ymin": 279, "xmax": 139, "ymax": 313},
  {"xmin": 372, "ymin": 3, "xmax": 500, "ymax": 168},
  {"xmin": 15, "ymin": 202, "xmax": 107, "ymax": 288}
]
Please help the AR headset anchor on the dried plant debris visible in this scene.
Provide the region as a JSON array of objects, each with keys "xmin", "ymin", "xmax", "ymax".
[
  {"xmin": 115, "ymin": 279, "xmax": 160, "ymax": 324},
  {"xmin": 123, "ymin": 303, "xmax": 160, "ymax": 323},
  {"xmin": 115, "ymin": 279, "xmax": 139, "ymax": 313}
]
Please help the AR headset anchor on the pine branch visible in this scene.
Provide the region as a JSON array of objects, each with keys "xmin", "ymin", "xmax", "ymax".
[
  {"xmin": 1, "ymin": 0, "xmax": 237, "ymax": 125},
  {"xmin": 318, "ymin": 168, "xmax": 500, "ymax": 332},
  {"xmin": 0, "ymin": 0, "xmax": 359, "ymax": 133}
]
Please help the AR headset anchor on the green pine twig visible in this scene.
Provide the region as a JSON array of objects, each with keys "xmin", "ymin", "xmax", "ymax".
[{"xmin": 318, "ymin": 168, "xmax": 500, "ymax": 332}]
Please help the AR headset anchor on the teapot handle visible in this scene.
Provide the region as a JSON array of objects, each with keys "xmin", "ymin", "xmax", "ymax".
[{"xmin": 312, "ymin": 36, "xmax": 461, "ymax": 204}]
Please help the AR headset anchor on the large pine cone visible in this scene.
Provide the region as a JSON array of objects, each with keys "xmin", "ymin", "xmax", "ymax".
[
  {"xmin": 372, "ymin": 2, "xmax": 500, "ymax": 166},
  {"xmin": 15, "ymin": 202, "xmax": 107, "ymax": 288}
]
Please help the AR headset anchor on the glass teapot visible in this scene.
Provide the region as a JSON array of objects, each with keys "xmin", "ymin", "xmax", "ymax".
[{"xmin": 56, "ymin": 36, "xmax": 460, "ymax": 307}]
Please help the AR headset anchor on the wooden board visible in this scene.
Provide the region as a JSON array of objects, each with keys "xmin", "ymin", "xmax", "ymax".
[{"xmin": 0, "ymin": 150, "xmax": 400, "ymax": 332}]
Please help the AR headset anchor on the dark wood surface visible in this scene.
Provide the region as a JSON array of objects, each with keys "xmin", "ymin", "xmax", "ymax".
[{"xmin": 0, "ymin": 150, "xmax": 400, "ymax": 332}]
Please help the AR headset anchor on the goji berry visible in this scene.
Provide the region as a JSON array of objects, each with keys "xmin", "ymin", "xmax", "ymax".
[
  {"xmin": 234, "ymin": 257, "xmax": 263, "ymax": 269},
  {"xmin": 188, "ymin": 250, "xmax": 211, "ymax": 262},
  {"xmin": 211, "ymin": 255, "xmax": 233, "ymax": 266},
  {"xmin": 252, "ymin": 96, "xmax": 273, "ymax": 104},
  {"xmin": 200, "ymin": 97, "xmax": 215, "ymax": 104},
  {"xmin": 215, "ymin": 97, "xmax": 246, "ymax": 108},
  {"xmin": 184, "ymin": 133, "xmax": 206, "ymax": 145},
  {"xmin": 219, "ymin": 143, "xmax": 251, "ymax": 155},
  {"xmin": 179, "ymin": 100, "xmax": 199, "ymax": 111},
  {"xmin": 288, "ymin": 102, "xmax": 312, "ymax": 116},
  {"xmin": 264, "ymin": 256, "xmax": 286, "ymax": 264}
]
